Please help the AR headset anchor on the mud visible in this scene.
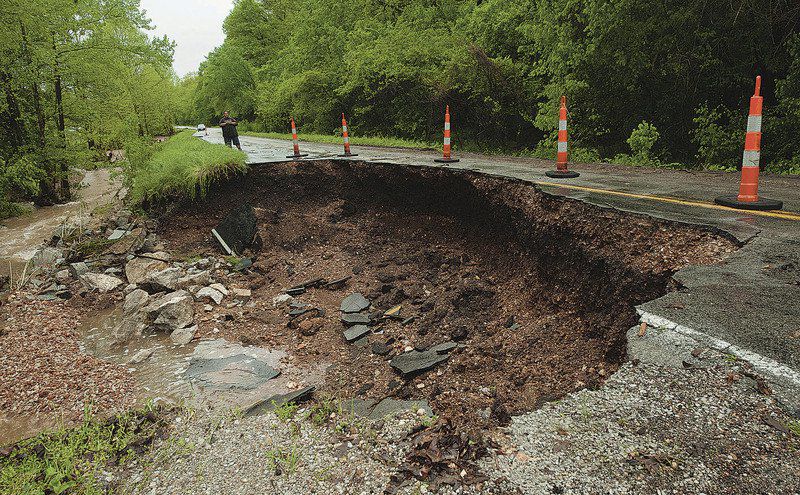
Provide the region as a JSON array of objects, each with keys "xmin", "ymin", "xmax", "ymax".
[{"xmin": 157, "ymin": 160, "xmax": 739, "ymax": 429}]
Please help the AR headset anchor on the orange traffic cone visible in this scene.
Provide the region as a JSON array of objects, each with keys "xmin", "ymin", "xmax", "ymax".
[
  {"xmin": 434, "ymin": 105, "xmax": 459, "ymax": 163},
  {"xmin": 715, "ymin": 76, "xmax": 782, "ymax": 210},
  {"xmin": 286, "ymin": 117, "xmax": 308, "ymax": 159},
  {"xmin": 546, "ymin": 96, "xmax": 579, "ymax": 178},
  {"xmin": 338, "ymin": 114, "xmax": 358, "ymax": 157}
]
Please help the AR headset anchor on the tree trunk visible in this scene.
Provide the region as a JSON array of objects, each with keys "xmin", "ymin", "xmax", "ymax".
[
  {"xmin": 53, "ymin": 34, "xmax": 70, "ymax": 200},
  {"xmin": 0, "ymin": 71, "xmax": 25, "ymax": 148}
]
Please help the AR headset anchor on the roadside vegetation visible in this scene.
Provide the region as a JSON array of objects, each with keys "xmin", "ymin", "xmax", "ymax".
[
  {"xmin": 127, "ymin": 131, "xmax": 247, "ymax": 204},
  {"xmin": 0, "ymin": 0, "xmax": 176, "ymax": 217},
  {"xmin": 175, "ymin": 0, "xmax": 800, "ymax": 175},
  {"xmin": 240, "ymin": 130, "xmax": 436, "ymax": 151},
  {"xmin": 0, "ymin": 403, "xmax": 172, "ymax": 495}
]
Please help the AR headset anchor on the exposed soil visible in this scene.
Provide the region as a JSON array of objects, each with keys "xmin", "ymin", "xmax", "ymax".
[{"xmin": 158, "ymin": 160, "xmax": 738, "ymax": 431}]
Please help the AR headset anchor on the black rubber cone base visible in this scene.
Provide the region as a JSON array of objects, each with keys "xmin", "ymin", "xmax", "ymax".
[
  {"xmin": 545, "ymin": 170, "xmax": 580, "ymax": 179},
  {"xmin": 714, "ymin": 195, "xmax": 783, "ymax": 211},
  {"xmin": 434, "ymin": 157, "xmax": 460, "ymax": 163},
  {"xmin": 337, "ymin": 153, "xmax": 358, "ymax": 157},
  {"xmin": 286, "ymin": 153, "xmax": 309, "ymax": 159}
]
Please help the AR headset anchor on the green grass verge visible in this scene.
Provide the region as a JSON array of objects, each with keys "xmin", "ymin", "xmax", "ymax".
[
  {"xmin": 240, "ymin": 131, "xmax": 436, "ymax": 151},
  {"xmin": 0, "ymin": 404, "xmax": 171, "ymax": 495},
  {"xmin": 129, "ymin": 130, "xmax": 247, "ymax": 204}
]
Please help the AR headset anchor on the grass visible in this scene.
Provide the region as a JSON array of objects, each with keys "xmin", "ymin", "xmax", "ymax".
[
  {"xmin": 265, "ymin": 444, "xmax": 303, "ymax": 476},
  {"xmin": 239, "ymin": 130, "xmax": 436, "ymax": 151},
  {"xmin": 0, "ymin": 403, "xmax": 170, "ymax": 495},
  {"xmin": 128, "ymin": 130, "xmax": 247, "ymax": 204}
]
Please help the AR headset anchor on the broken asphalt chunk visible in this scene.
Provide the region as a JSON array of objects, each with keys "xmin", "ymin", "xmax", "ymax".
[
  {"xmin": 212, "ymin": 203, "xmax": 258, "ymax": 255},
  {"xmin": 285, "ymin": 286, "xmax": 306, "ymax": 296},
  {"xmin": 343, "ymin": 324, "xmax": 371, "ymax": 342},
  {"xmin": 340, "ymin": 292, "xmax": 370, "ymax": 313},
  {"xmin": 390, "ymin": 349, "xmax": 450, "ymax": 377}
]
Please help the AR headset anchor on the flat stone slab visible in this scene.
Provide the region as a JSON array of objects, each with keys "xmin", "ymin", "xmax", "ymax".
[
  {"xmin": 244, "ymin": 386, "xmax": 316, "ymax": 417},
  {"xmin": 184, "ymin": 339, "xmax": 285, "ymax": 390},
  {"xmin": 390, "ymin": 349, "xmax": 450, "ymax": 376},
  {"xmin": 340, "ymin": 293, "xmax": 370, "ymax": 313},
  {"xmin": 429, "ymin": 341, "xmax": 458, "ymax": 354},
  {"xmin": 343, "ymin": 324, "xmax": 371, "ymax": 342},
  {"xmin": 341, "ymin": 312, "xmax": 370, "ymax": 326}
]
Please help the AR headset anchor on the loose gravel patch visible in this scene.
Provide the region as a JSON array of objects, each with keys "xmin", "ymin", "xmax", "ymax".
[
  {"xmin": 0, "ymin": 294, "xmax": 137, "ymax": 444},
  {"xmin": 483, "ymin": 352, "xmax": 800, "ymax": 495}
]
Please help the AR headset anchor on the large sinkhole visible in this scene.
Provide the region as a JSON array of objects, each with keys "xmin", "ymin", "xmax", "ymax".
[{"xmin": 157, "ymin": 160, "xmax": 738, "ymax": 428}]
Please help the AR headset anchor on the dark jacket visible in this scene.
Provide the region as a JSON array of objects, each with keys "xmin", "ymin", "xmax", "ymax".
[{"xmin": 220, "ymin": 117, "xmax": 239, "ymax": 138}]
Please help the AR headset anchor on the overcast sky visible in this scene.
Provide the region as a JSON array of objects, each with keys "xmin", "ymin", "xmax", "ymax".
[{"xmin": 140, "ymin": 0, "xmax": 235, "ymax": 77}]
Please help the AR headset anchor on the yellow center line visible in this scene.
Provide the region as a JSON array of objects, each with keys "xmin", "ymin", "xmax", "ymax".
[{"xmin": 534, "ymin": 181, "xmax": 800, "ymax": 221}]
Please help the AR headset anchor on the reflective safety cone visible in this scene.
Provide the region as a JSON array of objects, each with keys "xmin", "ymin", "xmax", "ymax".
[
  {"xmin": 434, "ymin": 105, "xmax": 459, "ymax": 163},
  {"xmin": 338, "ymin": 113, "xmax": 358, "ymax": 157},
  {"xmin": 286, "ymin": 117, "xmax": 309, "ymax": 159},
  {"xmin": 715, "ymin": 76, "xmax": 783, "ymax": 211},
  {"xmin": 546, "ymin": 96, "xmax": 579, "ymax": 178}
]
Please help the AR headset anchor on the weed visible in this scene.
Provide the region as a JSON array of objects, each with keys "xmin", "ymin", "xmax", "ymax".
[
  {"xmin": 0, "ymin": 405, "xmax": 169, "ymax": 495},
  {"xmin": 787, "ymin": 420, "xmax": 800, "ymax": 437},
  {"xmin": 307, "ymin": 396, "xmax": 342, "ymax": 427},
  {"xmin": 273, "ymin": 401, "xmax": 300, "ymax": 423},
  {"xmin": 266, "ymin": 444, "xmax": 303, "ymax": 476}
]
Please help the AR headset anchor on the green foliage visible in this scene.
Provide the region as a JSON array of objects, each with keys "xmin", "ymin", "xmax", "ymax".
[
  {"xmin": 0, "ymin": 154, "xmax": 42, "ymax": 218},
  {"xmin": 166, "ymin": 0, "xmax": 800, "ymax": 174},
  {"xmin": 0, "ymin": 0, "xmax": 177, "ymax": 206},
  {"xmin": 627, "ymin": 121, "xmax": 660, "ymax": 162},
  {"xmin": 0, "ymin": 405, "xmax": 166, "ymax": 495},
  {"xmin": 692, "ymin": 105, "xmax": 743, "ymax": 171},
  {"xmin": 240, "ymin": 130, "xmax": 434, "ymax": 150},
  {"xmin": 127, "ymin": 131, "xmax": 247, "ymax": 204}
]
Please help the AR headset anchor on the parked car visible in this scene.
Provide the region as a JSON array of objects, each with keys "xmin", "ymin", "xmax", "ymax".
[{"xmin": 197, "ymin": 124, "xmax": 208, "ymax": 135}]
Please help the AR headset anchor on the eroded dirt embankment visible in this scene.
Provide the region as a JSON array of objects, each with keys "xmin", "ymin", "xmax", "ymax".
[{"xmin": 158, "ymin": 160, "xmax": 738, "ymax": 428}]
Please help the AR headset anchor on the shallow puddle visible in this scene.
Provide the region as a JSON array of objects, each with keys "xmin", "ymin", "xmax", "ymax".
[{"xmin": 77, "ymin": 308, "xmax": 327, "ymax": 412}]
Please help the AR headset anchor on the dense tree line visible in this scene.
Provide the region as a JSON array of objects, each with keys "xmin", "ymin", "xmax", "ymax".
[
  {"xmin": 180, "ymin": 0, "xmax": 800, "ymax": 172},
  {"xmin": 0, "ymin": 0, "xmax": 175, "ymax": 213}
]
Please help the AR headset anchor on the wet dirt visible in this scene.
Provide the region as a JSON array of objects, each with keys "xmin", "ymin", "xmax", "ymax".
[
  {"xmin": 0, "ymin": 169, "xmax": 120, "ymax": 277},
  {"xmin": 157, "ymin": 160, "xmax": 739, "ymax": 431}
]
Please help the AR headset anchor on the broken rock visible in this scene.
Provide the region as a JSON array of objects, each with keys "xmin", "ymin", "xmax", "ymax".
[
  {"xmin": 341, "ymin": 312, "xmax": 370, "ymax": 326},
  {"xmin": 80, "ymin": 273, "xmax": 123, "ymax": 292},
  {"xmin": 124, "ymin": 255, "xmax": 169, "ymax": 285},
  {"xmin": 341, "ymin": 293, "xmax": 370, "ymax": 313},
  {"xmin": 170, "ymin": 324, "xmax": 197, "ymax": 345},
  {"xmin": 196, "ymin": 286, "xmax": 224, "ymax": 305},
  {"xmin": 390, "ymin": 349, "xmax": 450, "ymax": 377},
  {"xmin": 144, "ymin": 290, "xmax": 194, "ymax": 331},
  {"xmin": 344, "ymin": 324, "xmax": 371, "ymax": 342},
  {"xmin": 123, "ymin": 288, "xmax": 151, "ymax": 315}
]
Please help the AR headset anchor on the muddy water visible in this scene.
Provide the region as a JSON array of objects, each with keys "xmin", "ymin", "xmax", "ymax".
[
  {"xmin": 0, "ymin": 168, "xmax": 120, "ymax": 277},
  {"xmin": 77, "ymin": 309, "xmax": 327, "ymax": 413}
]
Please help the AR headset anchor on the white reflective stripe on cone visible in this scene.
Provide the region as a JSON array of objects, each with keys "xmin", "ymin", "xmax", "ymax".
[
  {"xmin": 343, "ymin": 137, "xmax": 349, "ymax": 143},
  {"xmin": 557, "ymin": 141, "xmax": 568, "ymax": 153},
  {"xmin": 342, "ymin": 126, "xmax": 348, "ymax": 133},
  {"xmin": 746, "ymin": 116, "xmax": 762, "ymax": 133},
  {"xmin": 559, "ymin": 120, "xmax": 567, "ymax": 131},
  {"xmin": 444, "ymin": 122, "xmax": 450, "ymax": 131},
  {"xmin": 742, "ymin": 150, "xmax": 760, "ymax": 168},
  {"xmin": 443, "ymin": 137, "xmax": 451, "ymax": 145}
]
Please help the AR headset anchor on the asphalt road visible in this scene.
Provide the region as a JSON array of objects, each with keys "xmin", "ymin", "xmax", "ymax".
[{"xmin": 200, "ymin": 127, "xmax": 800, "ymax": 409}]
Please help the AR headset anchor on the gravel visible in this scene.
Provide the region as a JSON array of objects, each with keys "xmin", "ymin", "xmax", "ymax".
[
  {"xmin": 118, "ymin": 408, "xmax": 483, "ymax": 495},
  {"xmin": 482, "ymin": 346, "xmax": 800, "ymax": 495}
]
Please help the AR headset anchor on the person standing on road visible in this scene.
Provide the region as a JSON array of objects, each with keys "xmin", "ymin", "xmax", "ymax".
[{"xmin": 219, "ymin": 111, "xmax": 242, "ymax": 150}]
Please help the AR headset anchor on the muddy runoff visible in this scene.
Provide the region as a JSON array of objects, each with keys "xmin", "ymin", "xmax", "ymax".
[{"xmin": 156, "ymin": 160, "xmax": 738, "ymax": 431}]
